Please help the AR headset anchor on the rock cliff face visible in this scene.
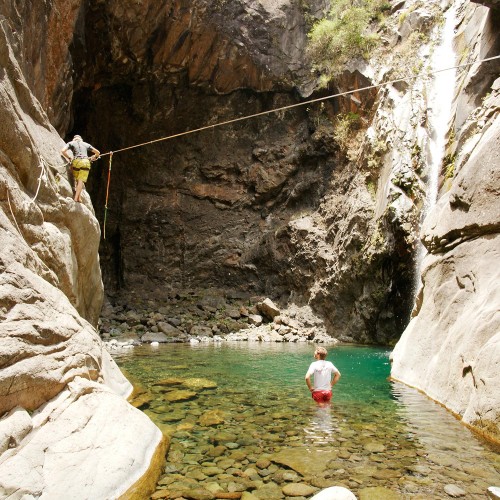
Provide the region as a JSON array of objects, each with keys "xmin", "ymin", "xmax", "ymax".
[
  {"xmin": 0, "ymin": 1, "xmax": 165, "ymax": 497},
  {"xmin": 61, "ymin": 0, "xmax": 498, "ymax": 440},
  {"xmin": 74, "ymin": 0, "xmax": 333, "ymax": 306},
  {"xmin": 391, "ymin": 3, "xmax": 500, "ymax": 442},
  {"xmin": 0, "ymin": 1, "xmax": 499, "ymax": 498},
  {"xmin": 69, "ymin": 0, "xmax": 415, "ymax": 344}
]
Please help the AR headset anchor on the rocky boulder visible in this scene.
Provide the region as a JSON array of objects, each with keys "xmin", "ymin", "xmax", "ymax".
[
  {"xmin": 0, "ymin": 378, "xmax": 167, "ymax": 499},
  {"xmin": 391, "ymin": 63, "xmax": 500, "ymax": 440},
  {"xmin": 0, "ymin": 2, "xmax": 166, "ymax": 497},
  {"xmin": 311, "ymin": 487, "xmax": 357, "ymax": 500},
  {"xmin": 0, "ymin": 236, "xmax": 166, "ymax": 497},
  {"xmin": 257, "ymin": 298, "xmax": 281, "ymax": 320}
]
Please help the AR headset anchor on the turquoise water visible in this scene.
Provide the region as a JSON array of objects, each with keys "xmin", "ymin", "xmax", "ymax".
[{"xmin": 114, "ymin": 343, "xmax": 500, "ymax": 498}]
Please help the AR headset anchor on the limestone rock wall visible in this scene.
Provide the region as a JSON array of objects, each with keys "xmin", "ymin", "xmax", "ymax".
[
  {"xmin": 271, "ymin": 0, "xmax": 450, "ymax": 343},
  {"xmin": 0, "ymin": 3, "xmax": 102, "ymax": 332},
  {"xmin": 391, "ymin": 4, "xmax": 500, "ymax": 441},
  {"xmin": 0, "ymin": 1, "xmax": 165, "ymax": 497}
]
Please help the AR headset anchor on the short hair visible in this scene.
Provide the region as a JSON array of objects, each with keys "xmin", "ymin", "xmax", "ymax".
[
  {"xmin": 73, "ymin": 135, "xmax": 82, "ymax": 140},
  {"xmin": 315, "ymin": 346, "xmax": 328, "ymax": 359}
]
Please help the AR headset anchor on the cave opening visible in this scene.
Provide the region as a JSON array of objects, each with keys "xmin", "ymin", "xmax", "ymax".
[{"xmin": 63, "ymin": 1, "xmax": 417, "ymax": 345}]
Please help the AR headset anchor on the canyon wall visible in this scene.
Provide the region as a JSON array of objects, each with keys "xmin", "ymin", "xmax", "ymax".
[
  {"xmin": 73, "ymin": 0, "xmax": 417, "ymax": 344},
  {"xmin": 0, "ymin": 1, "xmax": 498, "ymax": 498},
  {"xmin": 54, "ymin": 0, "xmax": 499, "ymax": 412},
  {"xmin": 0, "ymin": 2, "xmax": 165, "ymax": 497},
  {"xmin": 391, "ymin": 3, "xmax": 500, "ymax": 442}
]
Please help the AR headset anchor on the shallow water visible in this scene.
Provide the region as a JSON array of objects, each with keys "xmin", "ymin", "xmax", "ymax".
[{"xmin": 114, "ymin": 343, "xmax": 500, "ymax": 499}]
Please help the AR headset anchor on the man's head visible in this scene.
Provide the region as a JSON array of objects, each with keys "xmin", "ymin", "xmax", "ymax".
[
  {"xmin": 73, "ymin": 135, "xmax": 82, "ymax": 141},
  {"xmin": 314, "ymin": 347, "xmax": 328, "ymax": 360}
]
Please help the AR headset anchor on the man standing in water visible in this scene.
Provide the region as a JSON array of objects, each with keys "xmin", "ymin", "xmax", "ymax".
[
  {"xmin": 61, "ymin": 135, "xmax": 100, "ymax": 202},
  {"xmin": 305, "ymin": 347, "xmax": 341, "ymax": 405}
]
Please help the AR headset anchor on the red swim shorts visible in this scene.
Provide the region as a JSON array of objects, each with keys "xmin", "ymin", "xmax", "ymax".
[{"xmin": 312, "ymin": 390, "xmax": 332, "ymax": 403}]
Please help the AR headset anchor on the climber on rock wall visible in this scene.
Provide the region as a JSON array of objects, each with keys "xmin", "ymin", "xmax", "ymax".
[{"xmin": 61, "ymin": 135, "xmax": 100, "ymax": 202}]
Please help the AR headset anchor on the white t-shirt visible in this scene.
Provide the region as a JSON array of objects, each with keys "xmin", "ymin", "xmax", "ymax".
[{"xmin": 306, "ymin": 360, "xmax": 339, "ymax": 391}]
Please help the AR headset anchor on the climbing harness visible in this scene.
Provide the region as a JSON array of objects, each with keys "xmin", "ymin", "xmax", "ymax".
[{"xmin": 103, "ymin": 152, "xmax": 113, "ymax": 240}]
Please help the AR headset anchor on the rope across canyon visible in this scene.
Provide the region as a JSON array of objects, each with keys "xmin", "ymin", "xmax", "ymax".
[{"xmin": 98, "ymin": 55, "xmax": 500, "ymax": 159}]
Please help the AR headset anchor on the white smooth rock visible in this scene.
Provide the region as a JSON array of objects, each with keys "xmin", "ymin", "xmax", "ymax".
[{"xmin": 311, "ymin": 486, "xmax": 357, "ymax": 500}]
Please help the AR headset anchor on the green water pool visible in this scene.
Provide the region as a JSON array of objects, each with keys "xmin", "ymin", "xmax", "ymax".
[{"xmin": 114, "ymin": 343, "xmax": 500, "ymax": 499}]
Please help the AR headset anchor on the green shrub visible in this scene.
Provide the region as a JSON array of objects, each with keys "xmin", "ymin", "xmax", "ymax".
[
  {"xmin": 308, "ymin": 0, "xmax": 388, "ymax": 81},
  {"xmin": 443, "ymin": 154, "xmax": 455, "ymax": 180},
  {"xmin": 334, "ymin": 112, "xmax": 361, "ymax": 152}
]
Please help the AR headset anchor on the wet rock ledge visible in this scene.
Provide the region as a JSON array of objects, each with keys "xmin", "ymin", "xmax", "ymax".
[{"xmin": 100, "ymin": 290, "xmax": 334, "ymax": 349}]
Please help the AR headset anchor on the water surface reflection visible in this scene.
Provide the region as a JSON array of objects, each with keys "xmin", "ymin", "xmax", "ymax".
[{"xmin": 114, "ymin": 343, "xmax": 499, "ymax": 498}]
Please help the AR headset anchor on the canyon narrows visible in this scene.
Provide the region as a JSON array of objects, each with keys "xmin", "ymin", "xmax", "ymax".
[{"xmin": 0, "ymin": 0, "xmax": 499, "ymax": 498}]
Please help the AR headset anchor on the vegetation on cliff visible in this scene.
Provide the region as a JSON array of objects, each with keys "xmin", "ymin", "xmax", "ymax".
[{"xmin": 307, "ymin": 0, "xmax": 391, "ymax": 84}]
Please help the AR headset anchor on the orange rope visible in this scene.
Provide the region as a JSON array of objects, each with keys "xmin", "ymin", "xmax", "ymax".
[
  {"xmin": 103, "ymin": 152, "xmax": 113, "ymax": 239},
  {"xmin": 98, "ymin": 55, "xmax": 500, "ymax": 158}
]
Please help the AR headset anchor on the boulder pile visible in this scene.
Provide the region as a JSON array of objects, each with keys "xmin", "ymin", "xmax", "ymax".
[{"xmin": 100, "ymin": 291, "xmax": 335, "ymax": 349}]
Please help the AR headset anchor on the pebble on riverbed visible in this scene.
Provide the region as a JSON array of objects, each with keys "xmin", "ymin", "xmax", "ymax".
[
  {"xmin": 100, "ymin": 291, "xmax": 336, "ymax": 350},
  {"xmin": 444, "ymin": 483, "xmax": 467, "ymax": 497}
]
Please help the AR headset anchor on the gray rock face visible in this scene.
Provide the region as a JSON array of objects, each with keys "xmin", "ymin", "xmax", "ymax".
[
  {"xmin": 0, "ymin": 0, "xmax": 166, "ymax": 497},
  {"xmin": 391, "ymin": 8, "xmax": 500, "ymax": 441}
]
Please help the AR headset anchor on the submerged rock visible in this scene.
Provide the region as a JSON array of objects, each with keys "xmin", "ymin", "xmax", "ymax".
[
  {"xmin": 270, "ymin": 448, "xmax": 338, "ymax": 476},
  {"xmin": 358, "ymin": 487, "xmax": 400, "ymax": 500},
  {"xmin": 183, "ymin": 378, "xmax": 219, "ymax": 390},
  {"xmin": 199, "ymin": 410, "xmax": 225, "ymax": 427},
  {"xmin": 363, "ymin": 441, "xmax": 386, "ymax": 453},
  {"xmin": 129, "ymin": 390, "xmax": 155, "ymax": 408},
  {"xmin": 142, "ymin": 331, "xmax": 171, "ymax": 343},
  {"xmin": 444, "ymin": 484, "xmax": 467, "ymax": 497},
  {"xmin": 164, "ymin": 390, "xmax": 198, "ymax": 402},
  {"xmin": 155, "ymin": 377, "xmax": 185, "ymax": 387},
  {"xmin": 282, "ymin": 482, "xmax": 318, "ymax": 497}
]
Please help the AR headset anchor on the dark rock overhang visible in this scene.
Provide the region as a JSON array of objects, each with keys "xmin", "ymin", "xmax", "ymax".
[{"xmin": 469, "ymin": 0, "xmax": 500, "ymax": 9}]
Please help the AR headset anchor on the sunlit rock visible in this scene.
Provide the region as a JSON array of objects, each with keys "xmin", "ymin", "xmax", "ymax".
[
  {"xmin": 199, "ymin": 410, "xmax": 225, "ymax": 427},
  {"xmin": 0, "ymin": 407, "xmax": 32, "ymax": 454},
  {"xmin": 164, "ymin": 390, "xmax": 198, "ymax": 402},
  {"xmin": 257, "ymin": 298, "xmax": 281, "ymax": 320},
  {"xmin": 0, "ymin": 377, "xmax": 166, "ymax": 499},
  {"xmin": 392, "ymin": 74, "xmax": 500, "ymax": 441},
  {"xmin": 183, "ymin": 378, "xmax": 218, "ymax": 390},
  {"xmin": 248, "ymin": 314, "xmax": 263, "ymax": 325},
  {"xmin": 311, "ymin": 486, "xmax": 357, "ymax": 500}
]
